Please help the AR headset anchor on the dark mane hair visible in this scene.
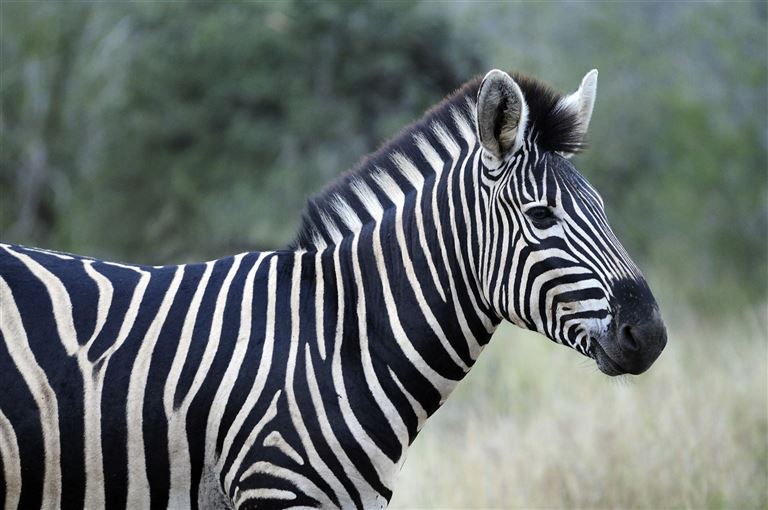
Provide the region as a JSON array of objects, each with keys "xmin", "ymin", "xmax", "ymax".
[
  {"xmin": 509, "ymin": 71, "xmax": 587, "ymax": 155},
  {"xmin": 291, "ymin": 70, "xmax": 585, "ymax": 249}
]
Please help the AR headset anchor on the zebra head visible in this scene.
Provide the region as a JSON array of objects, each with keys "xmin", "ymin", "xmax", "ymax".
[{"xmin": 474, "ymin": 69, "xmax": 666, "ymax": 375}]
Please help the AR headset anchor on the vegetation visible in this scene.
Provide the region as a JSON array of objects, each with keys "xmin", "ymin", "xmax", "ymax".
[
  {"xmin": 2, "ymin": 2, "xmax": 766, "ymax": 508},
  {"xmin": 1, "ymin": 1, "xmax": 480, "ymax": 261}
]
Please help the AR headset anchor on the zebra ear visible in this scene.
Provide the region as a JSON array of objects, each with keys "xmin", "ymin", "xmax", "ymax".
[
  {"xmin": 558, "ymin": 69, "xmax": 598, "ymax": 159},
  {"xmin": 476, "ymin": 69, "xmax": 528, "ymax": 162}
]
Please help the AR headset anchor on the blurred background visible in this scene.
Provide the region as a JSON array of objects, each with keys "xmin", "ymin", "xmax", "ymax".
[{"xmin": 1, "ymin": 1, "xmax": 766, "ymax": 508}]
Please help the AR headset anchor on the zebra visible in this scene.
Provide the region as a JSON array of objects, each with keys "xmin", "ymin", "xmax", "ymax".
[{"xmin": 0, "ymin": 68, "xmax": 667, "ymax": 509}]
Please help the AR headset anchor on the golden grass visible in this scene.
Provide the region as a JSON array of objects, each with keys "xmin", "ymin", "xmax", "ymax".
[{"xmin": 390, "ymin": 307, "xmax": 768, "ymax": 509}]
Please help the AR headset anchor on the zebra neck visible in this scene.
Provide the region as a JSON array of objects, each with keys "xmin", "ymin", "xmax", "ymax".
[
  {"xmin": 279, "ymin": 247, "xmax": 476, "ymax": 495},
  {"xmin": 309, "ymin": 203, "xmax": 497, "ymax": 416}
]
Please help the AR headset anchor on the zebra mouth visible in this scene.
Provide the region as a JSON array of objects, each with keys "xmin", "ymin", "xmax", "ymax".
[{"xmin": 590, "ymin": 338, "xmax": 627, "ymax": 376}]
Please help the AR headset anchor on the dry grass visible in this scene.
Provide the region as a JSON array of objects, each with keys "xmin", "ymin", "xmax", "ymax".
[{"xmin": 390, "ymin": 306, "xmax": 767, "ymax": 509}]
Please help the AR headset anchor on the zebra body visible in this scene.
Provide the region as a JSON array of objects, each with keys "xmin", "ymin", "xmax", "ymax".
[
  {"xmin": 1, "ymin": 247, "xmax": 436, "ymax": 508},
  {"xmin": 0, "ymin": 69, "xmax": 666, "ymax": 509}
]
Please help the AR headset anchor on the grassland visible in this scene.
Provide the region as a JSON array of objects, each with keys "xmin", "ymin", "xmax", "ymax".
[{"xmin": 390, "ymin": 305, "xmax": 767, "ymax": 509}]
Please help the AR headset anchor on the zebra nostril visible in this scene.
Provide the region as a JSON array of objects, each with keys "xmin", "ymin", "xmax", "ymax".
[{"xmin": 619, "ymin": 324, "xmax": 640, "ymax": 351}]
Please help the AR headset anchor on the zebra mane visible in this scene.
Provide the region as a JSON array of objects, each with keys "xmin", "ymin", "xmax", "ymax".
[{"xmin": 291, "ymin": 71, "xmax": 582, "ymax": 250}]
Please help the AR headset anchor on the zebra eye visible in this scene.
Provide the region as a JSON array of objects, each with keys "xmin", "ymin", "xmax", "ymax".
[
  {"xmin": 526, "ymin": 206, "xmax": 554, "ymax": 220},
  {"xmin": 525, "ymin": 206, "xmax": 556, "ymax": 226}
]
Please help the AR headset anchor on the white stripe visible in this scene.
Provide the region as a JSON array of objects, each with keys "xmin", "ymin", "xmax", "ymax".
[
  {"xmin": 166, "ymin": 261, "xmax": 215, "ymax": 508},
  {"xmin": 392, "ymin": 147, "xmax": 446, "ymax": 302},
  {"xmin": 180, "ymin": 254, "xmax": 244, "ymax": 411},
  {"xmin": 164, "ymin": 262, "xmax": 214, "ymax": 414},
  {"xmin": 284, "ymin": 253, "xmax": 351, "ymax": 506},
  {"xmin": 87, "ymin": 263, "xmax": 149, "ymax": 508},
  {"xmin": 490, "ymin": 175, "xmax": 514, "ymax": 312},
  {"xmin": 388, "ymin": 367, "xmax": 428, "ymax": 433},
  {"xmin": 347, "ymin": 223, "xmax": 410, "ymax": 465},
  {"xmin": 545, "ymin": 277, "xmax": 605, "ymax": 341},
  {"xmin": 451, "ymin": 133, "xmax": 497, "ymax": 332},
  {"xmin": 352, "ymin": 182, "xmax": 420, "ymax": 430},
  {"xmin": 78, "ymin": 261, "xmax": 141, "ymax": 508},
  {"xmin": 169, "ymin": 254, "xmax": 244, "ymax": 508},
  {"xmin": 518, "ymin": 139, "xmax": 533, "ymax": 202},
  {"xmin": 94, "ymin": 265, "xmax": 150, "ymax": 364},
  {"xmin": 237, "ymin": 462, "xmax": 336, "ymax": 509},
  {"xmin": 203, "ymin": 254, "xmax": 266, "ymax": 477},
  {"xmin": 82, "ymin": 261, "xmax": 113, "ymax": 348},
  {"xmin": 2, "ymin": 246, "xmax": 79, "ymax": 355},
  {"xmin": 528, "ymin": 266, "xmax": 593, "ymax": 334},
  {"xmin": 437, "ymin": 125, "xmax": 492, "ymax": 352},
  {"xmin": 516, "ymin": 248, "xmax": 579, "ymax": 326},
  {"xmin": 314, "ymin": 253, "xmax": 327, "ymax": 360},
  {"xmin": 225, "ymin": 390, "xmax": 282, "ymax": 495},
  {"xmin": 304, "ymin": 343, "xmax": 381, "ymax": 504},
  {"xmin": 329, "ymin": 244, "xmax": 395, "ymax": 484},
  {"xmin": 559, "ymin": 181, "xmax": 629, "ymax": 281},
  {"xmin": 478, "ymin": 165, "xmax": 494, "ymax": 296},
  {"xmin": 234, "ymin": 488, "xmax": 296, "ymax": 506},
  {"xmin": 11, "ymin": 245, "xmax": 76, "ymax": 260},
  {"xmin": 0, "ymin": 277, "xmax": 61, "ymax": 510},
  {"xmin": 331, "ymin": 195, "xmax": 363, "ymax": 234},
  {"xmin": 217, "ymin": 257, "xmax": 278, "ymax": 486},
  {"xmin": 263, "ymin": 431, "xmax": 304, "ymax": 466},
  {"xmin": 0, "ymin": 408, "xmax": 21, "ymax": 510},
  {"xmin": 451, "ymin": 103, "xmax": 476, "ymax": 143},
  {"xmin": 418, "ymin": 136, "xmax": 489, "ymax": 350},
  {"xmin": 457, "ymin": 141, "xmax": 493, "ymax": 311},
  {"xmin": 319, "ymin": 209, "xmax": 343, "ymax": 244},
  {"xmin": 126, "ymin": 266, "xmax": 185, "ymax": 509}
]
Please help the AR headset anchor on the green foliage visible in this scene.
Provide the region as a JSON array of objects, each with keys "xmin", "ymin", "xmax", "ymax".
[
  {"xmin": 1, "ymin": 0, "xmax": 480, "ymax": 262},
  {"xmin": 1, "ymin": 1, "xmax": 766, "ymax": 310}
]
